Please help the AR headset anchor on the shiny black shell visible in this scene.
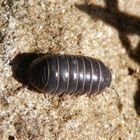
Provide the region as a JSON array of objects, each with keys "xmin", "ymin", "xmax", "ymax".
[{"xmin": 27, "ymin": 55, "xmax": 112, "ymax": 95}]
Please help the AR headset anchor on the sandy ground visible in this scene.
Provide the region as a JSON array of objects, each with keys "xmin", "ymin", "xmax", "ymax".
[{"xmin": 0, "ymin": 0, "xmax": 140, "ymax": 140}]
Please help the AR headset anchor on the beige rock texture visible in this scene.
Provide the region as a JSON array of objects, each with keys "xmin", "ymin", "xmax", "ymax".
[{"xmin": 0, "ymin": 0, "xmax": 140, "ymax": 140}]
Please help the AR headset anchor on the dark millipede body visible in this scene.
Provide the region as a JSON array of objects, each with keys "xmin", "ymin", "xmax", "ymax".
[{"xmin": 27, "ymin": 55, "xmax": 112, "ymax": 96}]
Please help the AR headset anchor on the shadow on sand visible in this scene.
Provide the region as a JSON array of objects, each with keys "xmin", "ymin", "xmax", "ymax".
[{"xmin": 76, "ymin": 0, "xmax": 140, "ymax": 115}]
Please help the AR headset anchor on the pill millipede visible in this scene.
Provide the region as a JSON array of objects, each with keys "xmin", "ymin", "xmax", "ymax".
[{"xmin": 10, "ymin": 53, "xmax": 112, "ymax": 96}]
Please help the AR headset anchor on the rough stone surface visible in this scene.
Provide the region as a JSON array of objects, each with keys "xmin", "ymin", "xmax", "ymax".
[{"xmin": 0, "ymin": 0, "xmax": 140, "ymax": 140}]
